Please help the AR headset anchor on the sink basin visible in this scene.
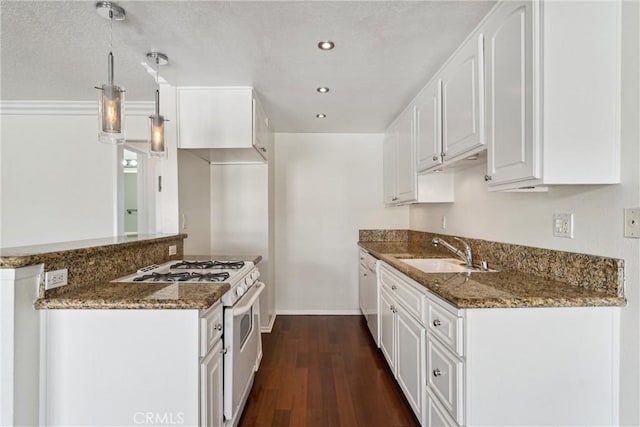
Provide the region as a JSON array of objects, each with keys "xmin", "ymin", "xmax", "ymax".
[{"xmin": 400, "ymin": 258, "xmax": 497, "ymax": 273}]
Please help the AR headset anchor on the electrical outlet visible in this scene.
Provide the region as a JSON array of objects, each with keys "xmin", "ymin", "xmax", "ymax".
[
  {"xmin": 441, "ymin": 215, "xmax": 446, "ymax": 230},
  {"xmin": 45, "ymin": 269, "xmax": 68, "ymax": 290},
  {"xmin": 169, "ymin": 245, "xmax": 177, "ymax": 256},
  {"xmin": 624, "ymin": 208, "xmax": 640, "ymax": 238},
  {"xmin": 553, "ymin": 213, "xmax": 574, "ymax": 238}
]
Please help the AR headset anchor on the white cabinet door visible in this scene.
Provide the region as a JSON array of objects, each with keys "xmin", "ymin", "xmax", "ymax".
[
  {"xmin": 484, "ymin": 1, "xmax": 538, "ymax": 186},
  {"xmin": 379, "ymin": 290, "xmax": 396, "ymax": 371},
  {"xmin": 201, "ymin": 340, "xmax": 224, "ymax": 427},
  {"xmin": 396, "ymin": 305, "xmax": 425, "ymax": 421},
  {"xmin": 416, "ymin": 79, "xmax": 443, "ymax": 172},
  {"xmin": 359, "ymin": 262, "xmax": 367, "ymax": 315},
  {"xmin": 383, "ymin": 129, "xmax": 398, "ymax": 204},
  {"xmin": 177, "ymin": 87, "xmax": 253, "ymax": 149},
  {"xmin": 396, "ymin": 107, "xmax": 417, "ymax": 203},
  {"xmin": 441, "ymin": 34, "xmax": 485, "ymax": 161}
]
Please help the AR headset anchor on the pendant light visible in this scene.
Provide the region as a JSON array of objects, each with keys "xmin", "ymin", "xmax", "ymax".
[
  {"xmin": 95, "ymin": 1, "xmax": 126, "ymax": 144},
  {"xmin": 147, "ymin": 52, "xmax": 168, "ymax": 156}
]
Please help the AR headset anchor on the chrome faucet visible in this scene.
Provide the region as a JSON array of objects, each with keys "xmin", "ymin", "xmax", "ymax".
[{"xmin": 432, "ymin": 237, "xmax": 473, "ymax": 268}]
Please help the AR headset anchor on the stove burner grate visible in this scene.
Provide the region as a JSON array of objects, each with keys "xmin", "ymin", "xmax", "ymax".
[
  {"xmin": 191, "ymin": 272, "xmax": 230, "ymax": 282},
  {"xmin": 133, "ymin": 272, "xmax": 193, "ymax": 282},
  {"xmin": 170, "ymin": 260, "xmax": 245, "ymax": 270}
]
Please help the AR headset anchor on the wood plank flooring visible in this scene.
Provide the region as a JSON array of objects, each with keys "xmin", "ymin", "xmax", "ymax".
[{"xmin": 239, "ymin": 315, "xmax": 420, "ymax": 427}]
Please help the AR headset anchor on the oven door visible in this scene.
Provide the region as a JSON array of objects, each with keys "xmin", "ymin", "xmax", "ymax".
[{"xmin": 223, "ymin": 281, "xmax": 265, "ymax": 424}]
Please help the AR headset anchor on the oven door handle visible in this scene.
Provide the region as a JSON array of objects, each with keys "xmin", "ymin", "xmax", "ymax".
[{"xmin": 231, "ymin": 282, "xmax": 265, "ymax": 317}]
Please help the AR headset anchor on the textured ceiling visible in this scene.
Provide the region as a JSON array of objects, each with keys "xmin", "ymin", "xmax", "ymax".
[{"xmin": 1, "ymin": 1, "xmax": 496, "ymax": 132}]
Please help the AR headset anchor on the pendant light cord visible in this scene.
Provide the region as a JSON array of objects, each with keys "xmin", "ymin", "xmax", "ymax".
[{"xmin": 109, "ymin": 9, "xmax": 113, "ymax": 54}]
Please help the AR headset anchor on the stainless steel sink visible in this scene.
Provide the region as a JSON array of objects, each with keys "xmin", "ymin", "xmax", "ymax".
[{"xmin": 400, "ymin": 258, "xmax": 497, "ymax": 273}]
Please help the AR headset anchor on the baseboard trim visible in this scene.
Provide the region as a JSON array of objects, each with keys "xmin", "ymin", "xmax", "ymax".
[
  {"xmin": 276, "ymin": 309, "xmax": 362, "ymax": 315},
  {"xmin": 260, "ymin": 313, "xmax": 276, "ymax": 333}
]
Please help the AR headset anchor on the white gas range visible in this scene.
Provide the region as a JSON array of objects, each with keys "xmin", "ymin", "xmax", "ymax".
[{"xmin": 114, "ymin": 259, "xmax": 264, "ymax": 427}]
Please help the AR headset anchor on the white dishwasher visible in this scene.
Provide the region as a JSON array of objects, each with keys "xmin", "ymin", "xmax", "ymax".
[{"xmin": 358, "ymin": 249, "xmax": 379, "ymax": 345}]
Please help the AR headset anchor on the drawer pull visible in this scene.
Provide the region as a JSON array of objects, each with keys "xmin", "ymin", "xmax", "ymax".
[
  {"xmin": 433, "ymin": 319, "xmax": 442, "ymax": 327},
  {"xmin": 215, "ymin": 324, "xmax": 222, "ymax": 331},
  {"xmin": 433, "ymin": 368, "xmax": 443, "ymax": 377},
  {"xmin": 391, "ymin": 285, "xmax": 398, "ymax": 291}
]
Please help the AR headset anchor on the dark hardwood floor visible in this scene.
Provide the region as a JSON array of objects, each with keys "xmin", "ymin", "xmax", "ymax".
[{"xmin": 239, "ymin": 315, "xmax": 420, "ymax": 427}]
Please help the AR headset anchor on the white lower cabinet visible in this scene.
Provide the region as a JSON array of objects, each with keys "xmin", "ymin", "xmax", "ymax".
[
  {"xmin": 396, "ymin": 305, "xmax": 425, "ymax": 417},
  {"xmin": 377, "ymin": 261, "xmax": 620, "ymax": 426},
  {"xmin": 43, "ymin": 303, "xmax": 224, "ymax": 427},
  {"xmin": 201, "ymin": 339, "xmax": 224, "ymax": 427},
  {"xmin": 379, "ymin": 265, "xmax": 425, "ymax": 421}
]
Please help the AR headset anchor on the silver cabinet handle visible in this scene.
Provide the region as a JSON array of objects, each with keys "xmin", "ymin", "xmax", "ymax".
[
  {"xmin": 215, "ymin": 324, "xmax": 222, "ymax": 331},
  {"xmin": 364, "ymin": 273, "xmax": 367, "ymax": 277},
  {"xmin": 432, "ymin": 319, "xmax": 441, "ymax": 327},
  {"xmin": 391, "ymin": 197, "xmax": 399, "ymax": 201},
  {"xmin": 391, "ymin": 285, "xmax": 397, "ymax": 291},
  {"xmin": 221, "ymin": 347, "xmax": 228, "ymax": 355},
  {"xmin": 260, "ymin": 147, "xmax": 267, "ymax": 152},
  {"xmin": 432, "ymin": 156, "xmax": 438, "ymax": 161},
  {"xmin": 484, "ymin": 175, "xmax": 492, "ymax": 182},
  {"xmin": 433, "ymin": 369, "xmax": 442, "ymax": 377}
]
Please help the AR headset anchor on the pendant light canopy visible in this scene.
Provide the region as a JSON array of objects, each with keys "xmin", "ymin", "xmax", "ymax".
[
  {"xmin": 147, "ymin": 52, "xmax": 169, "ymax": 156},
  {"xmin": 95, "ymin": 1, "xmax": 126, "ymax": 145}
]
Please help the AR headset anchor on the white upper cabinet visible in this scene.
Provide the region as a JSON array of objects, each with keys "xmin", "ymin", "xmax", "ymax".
[
  {"xmin": 484, "ymin": 1, "xmax": 537, "ymax": 187},
  {"xmin": 415, "ymin": 79, "xmax": 443, "ymax": 172},
  {"xmin": 176, "ymin": 87, "xmax": 269, "ymax": 163},
  {"xmin": 440, "ymin": 34, "xmax": 485, "ymax": 161},
  {"xmin": 383, "ymin": 105, "xmax": 455, "ymax": 205},
  {"xmin": 396, "ymin": 106, "xmax": 417, "ymax": 203},
  {"xmin": 484, "ymin": 0, "xmax": 621, "ymax": 190},
  {"xmin": 383, "ymin": 106, "xmax": 417, "ymax": 204},
  {"xmin": 383, "ymin": 126, "xmax": 399, "ymax": 204},
  {"xmin": 177, "ymin": 87, "xmax": 253, "ymax": 149}
]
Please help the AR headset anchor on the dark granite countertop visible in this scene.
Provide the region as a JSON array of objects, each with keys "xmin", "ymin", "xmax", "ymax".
[
  {"xmin": 35, "ymin": 254, "xmax": 262, "ymax": 310},
  {"xmin": 359, "ymin": 241, "xmax": 625, "ymax": 309}
]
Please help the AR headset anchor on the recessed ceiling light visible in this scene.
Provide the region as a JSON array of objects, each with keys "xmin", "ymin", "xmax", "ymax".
[
  {"xmin": 316, "ymin": 114, "xmax": 327, "ymax": 119},
  {"xmin": 318, "ymin": 41, "xmax": 335, "ymax": 50},
  {"xmin": 317, "ymin": 87, "xmax": 330, "ymax": 93}
]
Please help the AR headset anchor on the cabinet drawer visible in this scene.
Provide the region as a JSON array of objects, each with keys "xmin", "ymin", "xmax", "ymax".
[
  {"xmin": 425, "ymin": 386, "xmax": 459, "ymax": 427},
  {"xmin": 427, "ymin": 334, "xmax": 464, "ymax": 425},
  {"xmin": 380, "ymin": 265, "xmax": 422, "ymax": 319},
  {"xmin": 200, "ymin": 302, "xmax": 223, "ymax": 357},
  {"xmin": 425, "ymin": 297, "xmax": 464, "ymax": 356}
]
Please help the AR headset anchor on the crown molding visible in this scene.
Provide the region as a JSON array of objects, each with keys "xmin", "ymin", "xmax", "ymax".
[{"xmin": 0, "ymin": 101, "xmax": 154, "ymax": 116}]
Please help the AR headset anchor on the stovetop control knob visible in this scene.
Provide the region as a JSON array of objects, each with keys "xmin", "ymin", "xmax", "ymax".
[
  {"xmin": 244, "ymin": 277, "xmax": 252, "ymax": 286},
  {"xmin": 236, "ymin": 286, "xmax": 245, "ymax": 297},
  {"xmin": 251, "ymin": 271, "xmax": 260, "ymax": 281}
]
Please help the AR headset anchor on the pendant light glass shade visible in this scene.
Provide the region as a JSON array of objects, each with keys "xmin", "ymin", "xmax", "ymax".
[
  {"xmin": 149, "ymin": 109, "xmax": 165, "ymax": 155},
  {"xmin": 97, "ymin": 55, "xmax": 125, "ymax": 144},
  {"xmin": 95, "ymin": 2, "xmax": 126, "ymax": 145},
  {"xmin": 147, "ymin": 52, "xmax": 169, "ymax": 156}
]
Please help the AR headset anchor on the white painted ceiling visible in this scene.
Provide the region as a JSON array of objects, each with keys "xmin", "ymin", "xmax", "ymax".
[{"xmin": 1, "ymin": 1, "xmax": 495, "ymax": 132}]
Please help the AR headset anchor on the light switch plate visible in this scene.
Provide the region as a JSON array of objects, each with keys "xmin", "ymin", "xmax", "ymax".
[
  {"xmin": 553, "ymin": 213, "xmax": 574, "ymax": 238},
  {"xmin": 624, "ymin": 208, "xmax": 640, "ymax": 238}
]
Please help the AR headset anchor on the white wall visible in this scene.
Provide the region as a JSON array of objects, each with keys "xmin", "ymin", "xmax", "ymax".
[
  {"xmin": 0, "ymin": 115, "xmax": 117, "ymax": 247},
  {"xmin": 410, "ymin": 3, "xmax": 640, "ymax": 423},
  {"xmin": 274, "ymin": 133, "xmax": 409, "ymax": 314},
  {"xmin": 177, "ymin": 150, "xmax": 211, "ymax": 255}
]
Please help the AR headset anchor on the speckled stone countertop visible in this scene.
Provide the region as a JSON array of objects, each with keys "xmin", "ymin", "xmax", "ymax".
[
  {"xmin": 34, "ymin": 282, "xmax": 231, "ymax": 310},
  {"xmin": 359, "ymin": 241, "xmax": 626, "ymax": 309},
  {"xmin": 0, "ymin": 234, "xmax": 187, "ymax": 268},
  {"xmin": 34, "ymin": 255, "xmax": 262, "ymax": 310}
]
